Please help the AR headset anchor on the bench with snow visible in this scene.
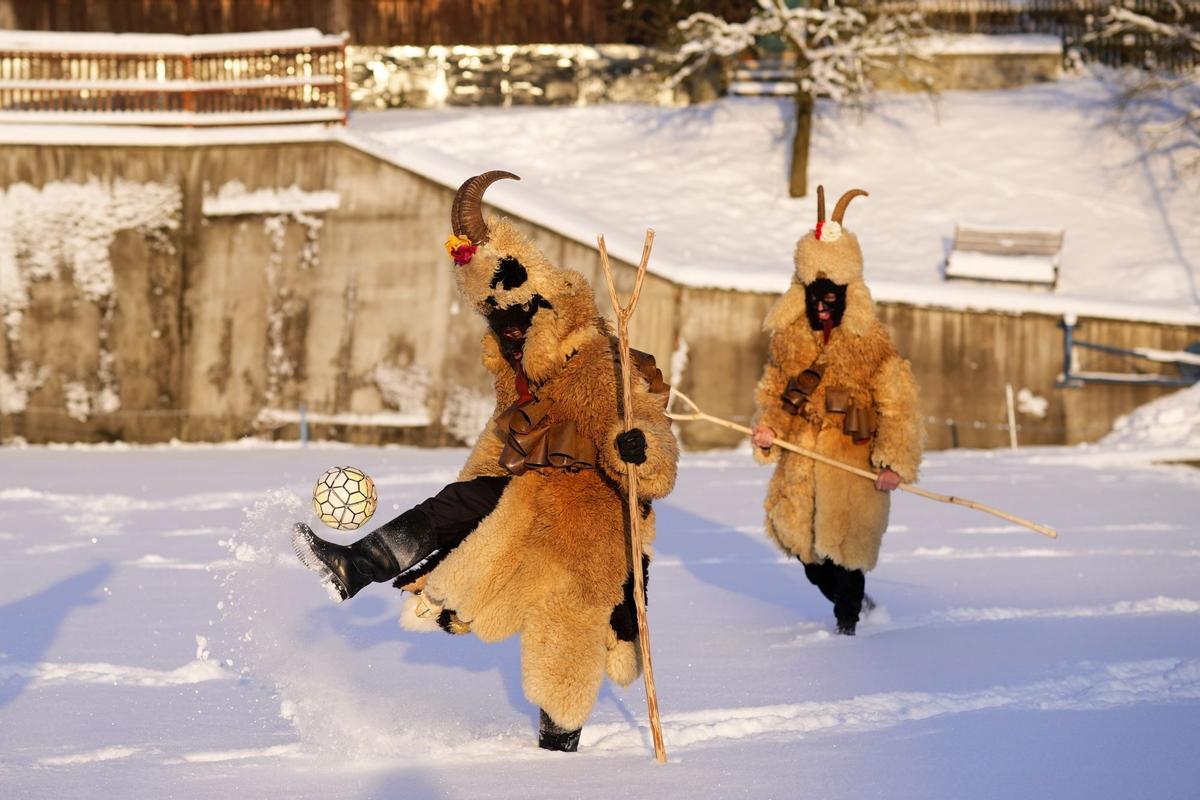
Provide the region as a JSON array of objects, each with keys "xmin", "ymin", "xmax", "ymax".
[{"xmin": 944, "ymin": 224, "xmax": 1064, "ymax": 290}]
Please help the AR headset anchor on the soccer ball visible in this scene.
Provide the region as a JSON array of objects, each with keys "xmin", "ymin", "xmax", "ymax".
[{"xmin": 312, "ymin": 466, "xmax": 378, "ymax": 531}]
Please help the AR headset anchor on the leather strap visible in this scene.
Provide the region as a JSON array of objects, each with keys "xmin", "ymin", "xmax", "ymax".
[{"xmin": 630, "ymin": 349, "xmax": 670, "ymax": 395}]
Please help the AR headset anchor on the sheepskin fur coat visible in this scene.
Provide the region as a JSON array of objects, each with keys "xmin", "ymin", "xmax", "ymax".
[
  {"xmin": 753, "ymin": 191, "xmax": 923, "ymax": 572},
  {"xmin": 410, "ymin": 205, "xmax": 678, "ymax": 734}
]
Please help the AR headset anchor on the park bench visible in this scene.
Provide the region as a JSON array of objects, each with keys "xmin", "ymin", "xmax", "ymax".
[{"xmin": 944, "ymin": 223, "xmax": 1064, "ymax": 289}]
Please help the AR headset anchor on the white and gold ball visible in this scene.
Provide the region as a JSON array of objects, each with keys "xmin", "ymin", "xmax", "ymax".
[{"xmin": 312, "ymin": 466, "xmax": 378, "ymax": 531}]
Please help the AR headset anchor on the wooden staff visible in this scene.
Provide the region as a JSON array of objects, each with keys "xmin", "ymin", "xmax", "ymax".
[
  {"xmin": 598, "ymin": 230, "xmax": 667, "ymax": 763},
  {"xmin": 668, "ymin": 389, "xmax": 1058, "ymax": 539}
]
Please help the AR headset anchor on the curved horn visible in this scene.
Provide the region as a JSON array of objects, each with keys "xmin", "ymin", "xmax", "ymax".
[
  {"xmin": 831, "ymin": 189, "xmax": 868, "ymax": 225},
  {"xmin": 816, "ymin": 185, "xmax": 826, "ymax": 224},
  {"xmin": 451, "ymin": 170, "xmax": 520, "ymax": 246}
]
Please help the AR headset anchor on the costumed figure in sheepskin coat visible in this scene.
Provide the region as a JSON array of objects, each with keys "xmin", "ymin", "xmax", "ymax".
[
  {"xmin": 292, "ymin": 171, "xmax": 678, "ymax": 752},
  {"xmin": 750, "ymin": 186, "xmax": 923, "ymax": 636}
]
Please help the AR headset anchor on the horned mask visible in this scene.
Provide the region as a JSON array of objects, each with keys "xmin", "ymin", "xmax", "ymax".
[
  {"xmin": 766, "ymin": 185, "xmax": 877, "ymax": 338},
  {"xmin": 446, "ymin": 171, "xmax": 602, "ymax": 382}
]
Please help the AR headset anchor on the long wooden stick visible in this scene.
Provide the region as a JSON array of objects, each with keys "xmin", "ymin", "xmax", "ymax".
[
  {"xmin": 598, "ymin": 230, "xmax": 667, "ymax": 764},
  {"xmin": 668, "ymin": 389, "xmax": 1058, "ymax": 539}
]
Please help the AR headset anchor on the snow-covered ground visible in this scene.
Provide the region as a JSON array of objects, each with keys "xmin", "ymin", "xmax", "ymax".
[
  {"xmin": 1, "ymin": 441, "xmax": 1198, "ymax": 799},
  {"xmin": 351, "ymin": 77, "xmax": 1200, "ymax": 323}
]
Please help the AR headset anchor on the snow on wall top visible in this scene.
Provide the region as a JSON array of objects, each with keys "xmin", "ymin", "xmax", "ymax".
[
  {"xmin": 0, "ymin": 123, "xmax": 341, "ymax": 146},
  {"xmin": 918, "ymin": 34, "xmax": 1062, "ymax": 56},
  {"xmin": 0, "ymin": 29, "xmax": 346, "ymax": 55},
  {"xmin": 202, "ymin": 181, "xmax": 341, "ymax": 216}
]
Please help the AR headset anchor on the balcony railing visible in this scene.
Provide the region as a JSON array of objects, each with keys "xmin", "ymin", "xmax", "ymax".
[{"xmin": 0, "ymin": 29, "xmax": 349, "ymax": 126}]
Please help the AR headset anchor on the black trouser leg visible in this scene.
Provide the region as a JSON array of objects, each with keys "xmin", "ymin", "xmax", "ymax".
[
  {"xmin": 801, "ymin": 557, "xmax": 866, "ymax": 633},
  {"xmin": 389, "ymin": 475, "xmax": 511, "ymax": 586},
  {"xmin": 802, "ymin": 559, "xmax": 840, "ymax": 605}
]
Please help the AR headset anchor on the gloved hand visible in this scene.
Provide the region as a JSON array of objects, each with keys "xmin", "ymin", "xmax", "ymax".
[{"xmin": 615, "ymin": 428, "xmax": 647, "ymax": 465}]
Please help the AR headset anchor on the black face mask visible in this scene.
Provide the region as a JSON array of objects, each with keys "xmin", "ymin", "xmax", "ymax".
[
  {"xmin": 805, "ymin": 278, "xmax": 848, "ymax": 332},
  {"xmin": 484, "ymin": 295, "xmax": 553, "ymax": 360}
]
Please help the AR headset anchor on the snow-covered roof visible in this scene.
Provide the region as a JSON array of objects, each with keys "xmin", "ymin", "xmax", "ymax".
[{"xmin": 0, "ymin": 28, "xmax": 346, "ymax": 55}]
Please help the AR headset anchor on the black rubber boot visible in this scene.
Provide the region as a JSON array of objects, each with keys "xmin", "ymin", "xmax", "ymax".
[
  {"xmin": 837, "ymin": 594, "xmax": 877, "ymax": 636},
  {"xmin": 291, "ymin": 508, "xmax": 435, "ymax": 602},
  {"xmin": 802, "ymin": 557, "xmax": 866, "ymax": 635},
  {"xmin": 832, "ymin": 568, "xmax": 865, "ymax": 635},
  {"xmin": 538, "ymin": 709, "xmax": 581, "ymax": 753}
]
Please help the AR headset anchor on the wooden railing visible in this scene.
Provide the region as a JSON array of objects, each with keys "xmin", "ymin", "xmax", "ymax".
[{"xmin": 0, "ymin": 30, "xmax": 350, "ymax": 125}]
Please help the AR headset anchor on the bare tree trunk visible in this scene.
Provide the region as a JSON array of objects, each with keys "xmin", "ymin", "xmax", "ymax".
[
  {"xmin": 330, "ymin": 0, "xmax": 352, "ymax": 35},
  {"xmin": 788, "ymin": 89, "xmax": 814, "ymax": 198}
]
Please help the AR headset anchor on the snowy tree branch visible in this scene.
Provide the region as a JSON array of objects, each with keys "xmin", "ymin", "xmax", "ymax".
[
  {"xmin": 669, "ymin": 0, "xmax": 931, "ymax": 100},
  {"xmin": 1081, "ymin": 4, "xmax": 1199, "ymax": 174},
  {"xmin": 1081, "ymin": 6, "xmax": 1200, "ymax": 53}
]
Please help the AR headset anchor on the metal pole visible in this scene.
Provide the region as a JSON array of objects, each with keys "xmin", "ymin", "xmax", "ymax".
[
  {"xmin": 1060, "ymin": 313, "xmax": 1076, "ymax": 385},
  {"xmin": 1005, "ymin": 383, "xmax": 1018, "ymax": 451}
]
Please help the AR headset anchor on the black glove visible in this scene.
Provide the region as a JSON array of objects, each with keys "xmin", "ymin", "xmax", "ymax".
[{"xmin": 615, "ymin": 428, "xmax": 647, "ymax": 465}]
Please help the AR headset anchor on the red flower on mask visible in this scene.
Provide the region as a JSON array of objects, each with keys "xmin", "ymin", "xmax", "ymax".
[{"xmin": 444, "ymin": 233, "xmax": 477, "ymax": 265}]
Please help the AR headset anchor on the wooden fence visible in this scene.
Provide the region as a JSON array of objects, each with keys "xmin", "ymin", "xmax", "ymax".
[{"xmin": 0, "ymin": 30, "xmax": 349, "ymax": 124}]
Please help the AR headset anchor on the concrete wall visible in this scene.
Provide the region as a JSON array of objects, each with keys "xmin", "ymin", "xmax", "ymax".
[
  {"xmin": 871, "ymin": 51, "xmax": 1063, "ymax": 93},
  {"xmin": 1, "ymin": 140, "xmax": 1194, "ymax": 450}
]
